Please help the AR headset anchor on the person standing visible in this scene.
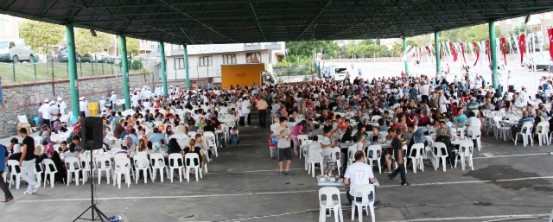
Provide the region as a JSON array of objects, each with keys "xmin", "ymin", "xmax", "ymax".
[
  {"xmin": 241, "ymin": 96, "xmax": 251, "ymax": 127},
  {"xmin": 275, "ymin": 117, "xmax": 292, "ymax": 175},
  {"xmin": 57, "ymin": 97, "xmax": 67, "ymax": 115},
  {"xmin": 18, "ymin": 128, "xmax": 39, "ymax": 195},
  {"xmin": 388, "ymin": 129, "xmax": 409, "ymax": 186},
  {"xmin": 256, "ymin": 96, "xmax": 269, "ymax": 128},
  {"xmin": 79, "ymin": 97, "xmax": 88, "ymax": 117},
  {"xmin": 0, "ymin": 144, "xmax": 13, "ymax": 202},
  {"xmin": 343, "ymin": 150, "xmax": 378, "ymax": 204},
  {"xmin": 38, "ymin": 99, "xmax": 51, "ymax": 127},
  {"xmin": 48, "ymin": 101, "xmax": 59, "ymax": 126},
  {"xmin": 110, "ymin": 91, "xmax": 118, "ymax": 110}
]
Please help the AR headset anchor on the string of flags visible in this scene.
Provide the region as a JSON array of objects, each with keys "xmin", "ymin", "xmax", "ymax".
[{"xmin": 401, "ymin": 28, "xmax": 553, "ymax": 67}]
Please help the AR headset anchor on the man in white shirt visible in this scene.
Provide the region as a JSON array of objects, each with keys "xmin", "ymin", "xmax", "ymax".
[
  {"xmin": 38, "ymin": 99, "xmax": 51, "ymax": 127},
  {"xmin": 110, "ymin": 92, "xmax": 118, "ymax": 109},
  {"xmin": 131, "ymin": 92, "xmax": 139, "ymax": 109},
  {"xmin": 466, "ymin": 111, "xmax": 481, "ymax": 129},
  {"xmin": 420, "ymin": 81, "xmax": 430, "ymax": 104},
  {"xmin": 343, "ymin": 150, "xmax": 378, "ymax": 204},
  {"xmin": 79, "ymin": 97, "xmax": 89, "ymax": 117},
  {"xmin": 57, "ymin": 97, "xmax": 67, "ymax": 115},
  {"xmin": 241, "ymin": 97, "xmax": 251, "ymax": 126},
  {"xmin": 48, "ymin": 101, "xmax": 59, "ymax": 125}
]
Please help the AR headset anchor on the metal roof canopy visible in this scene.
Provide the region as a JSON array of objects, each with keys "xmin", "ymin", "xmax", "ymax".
[{"xmin": 2, "ymin": 0, "xmax": 553, "ymax": 45}]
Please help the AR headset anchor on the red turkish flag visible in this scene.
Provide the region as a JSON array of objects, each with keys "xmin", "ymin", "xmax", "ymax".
[
  {"xmin": 460, "ymin": 42, "xmax": 467, "ymax": 64},
  {"xmin": 519, "ymin": 33, "xmax": 526, "ymax": 64},
  {"xmin": 500, "ymin": 37, "xmax": 507, "ymax": 65},
  {"xmin": 449, "ymin": 42, "xmax": 458, "ymax": 62},
  {"xmin": 472, "ymin": 41, "xmax": 480, "ymax": 66},
  {"xmin": 547, "ymin": 28, "xmax": 553, "ymax": 59},
  {"xmin": 485, "ymin": 40, "xmax": 491, "ymax": 62}
]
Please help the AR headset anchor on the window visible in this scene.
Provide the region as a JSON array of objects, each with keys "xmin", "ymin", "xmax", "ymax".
[
  {"xmin": 175, "ymin": 58, "xmax": 185, "ymax": 69},
  {"xmin": 222, "ymin": 54, "xmax": 236, "ymax": 64},
  {"xmin": 246, "ymin": 52, "xmax": 261, "ymax": 63},
  {"xmin": 199, "ymin": 56, "xmax": 212, "ymax": 67},
  {"xmin": 0, "ymin": 19, "xmax": 11, "ymax": 35}
]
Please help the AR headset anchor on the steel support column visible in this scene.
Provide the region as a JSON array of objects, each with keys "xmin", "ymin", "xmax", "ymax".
[
  {"xmin": 159, "ymin": 42, "xmax": 168, "ymax": 97},
  {"xmin": 489, "ymin": 21, "xmax": 499, "ymax": 90},
  {"xmin": 184, "ymin": 44, "xmax": 190, "ymax": 89},
  {"xmin": 119, "ymin": 35, "xmax": 131, "ymax": 109},
  {"xmin": 435, "ymin": 32, "xmax": 441, "ymax": 79},
  {"xmin": 403, "ymin": 37, "xmax": 409, "ymax": 76},
  {"xmin": 65, "ymin": 24, "xmax": 80, "ymax": 119}
]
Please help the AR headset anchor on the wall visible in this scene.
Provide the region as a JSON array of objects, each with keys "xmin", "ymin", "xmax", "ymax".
[{"xmin": 0, "ymin": 72, "xmax": 152, "ymax": 138}]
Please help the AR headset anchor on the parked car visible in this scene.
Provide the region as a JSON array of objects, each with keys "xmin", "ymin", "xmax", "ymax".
[
  {"xmin": 0, "ymin": 39, "xmax": 35, "ymax": 63},
  {"xmin": 80, "ymin": 54, "xmax": 95, "ymax": 63},
  {"xmin": 58, "ymin": 48, "xmax": 81, "ymax": 63},
  {"xmin": 526, "ymin": 51, "xmax": 551, "ymax": 71}
]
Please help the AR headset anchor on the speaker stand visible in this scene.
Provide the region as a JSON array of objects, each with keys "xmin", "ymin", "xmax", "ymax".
[{"xmin": 73, "ymin": 148, "xmax": 109, "ymax": 222}]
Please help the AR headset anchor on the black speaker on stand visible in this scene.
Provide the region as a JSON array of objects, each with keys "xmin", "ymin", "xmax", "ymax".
[{"xmin": 73, "ymin": 117, "xmax": 109, "ymax": 222}]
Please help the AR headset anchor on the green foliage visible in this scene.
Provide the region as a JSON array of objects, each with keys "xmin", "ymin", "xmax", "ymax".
[
  {"xmin": 131, "ymin": 59, "xmax": 142, "ymax": 70},
  {"xmin": 440, "ymin": 24, "xmax": 501, "ymax": 42},
  {"xmin": 285, "ymin": 40, "xmax": 340, "ymax": 58},
  {"xmin": 509, "ymin": 24, "xmax": 530, "ymax": 36},
  {"xmin": 19, "ymin": 20, "xmax": 64, "ymax": 53},
  {"xmin": 126, "ymin": 38, "xmax": 141, "ymax": 55},
  {"xmin": 75, "ymin": 28, "xmax": 112, "ymax": 55}
]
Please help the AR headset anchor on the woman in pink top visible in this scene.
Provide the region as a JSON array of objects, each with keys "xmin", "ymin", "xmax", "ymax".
[{"xmin": 290, "ymin": 120, "xmax": 307, "ymax": 156}]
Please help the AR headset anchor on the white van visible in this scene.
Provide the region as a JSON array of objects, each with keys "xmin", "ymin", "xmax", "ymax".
[{"xmin": 0, "ymin": 39, "xmax": 35, "ymax": 62}]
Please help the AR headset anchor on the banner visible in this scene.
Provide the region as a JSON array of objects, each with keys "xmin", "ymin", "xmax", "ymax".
[
  {"xmin": 449, "ymin": 42, "xmax": 458, "ymax": 62},
  {"xmin": 500, "ymin": 37, "xmax": 507, "ymax": 66},
  {"xmin": 460, "ymin": 42, "xmax": 467, "ymax": 64},
  {"xmin": 519, "ymin": 33, "xmax": 526, "ymax": 64},
  {"xmin": 472, "ymin": 41, "xmax": 480, "ymax": 66},
  {"xmin": 548, "ymin": 28, "xmax": 553, "ymax": 61},
  {"xmin": 485, "ymin": 40, "xmax": 491, "ymax": 62}
]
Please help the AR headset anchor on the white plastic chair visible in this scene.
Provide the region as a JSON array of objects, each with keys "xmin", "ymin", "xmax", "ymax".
[
  {"xmin": 185, "ymin": 153, "xmax": 202, "ymax": 182},
  {"xmin": 297, "ymin": 135, "xmax": 309, "ymax": 159},
  {"xmin": 307, "ymin": 147, "xmax": 324, "ymax": 177},
  {"xmin": 150, "ymin": 153, "xmax": 168, "ymax": 182},
  {"xmin": 454, "ymin": 140, "xmax": 474, "ymax": 171},
  {"xmin": 366, "ymin": 145, "xmax": 382, "ymax": 174},
  {"xmin": 467, "ymin": 127, "xmax": 482, "ymax": 151},
  {"xmin": 80, "ymin": 158, "xmax": 92, "ymax": 184},
  {"xmin": 7, "ymin": 160, "xmax": 21, "ymax": 189},
  {"xmin": 514, "ymin": 122, "xmax": 534, "ymax": 147},
  {"xmin": 133, "ymin": 152, "xmax": 151, "ymax": 184},
  {"xmin": 203, "ymin": 132, "xmax": 218, "ymax": 158},
  {"xmin": 534, "ymin": 122, "xmax": 550, "ymax": 146},
  {"xmin": 113, "ymin": 156, "xmax": 131, "ymax": 189},
  {"xmin": 34, "ymin": 163, "xmax": 43, "ymax": 187},
  {"xmin": 168, "ymin": 153, "xmax": 184, "ymax": 183},
  {"xmin": 347, "ymin": 143, "xmax": 363, "ymax": 166},
  {"xmin": 350, "ymin": 184, "xmax": 376, "ymax": 222},
  {"xmin": 319, "ymin": 187, "xmax": 344, "ymax": 222},
  {"xmin": 493, "ymin": 117, "xmax": 511, "ymax": 141},
  {"xmin": 325, "ymin": 147, "xmax": 342, "ymax": 175},
  {"xmin": 431, "ymin": 142, "xmax": 449, "ymax": 172},
  {"xmin": 41, "ymin": 159, "xmax": 58, "ymax": 188},
  {"xmin": 96, "ymin": 154, "xmax": 112, "ymax": 185},
  {"xmin": 187, "ymin": 131, "xmax": 197, "ymax": 138},
  {"xmin": 64, "ymin": 157, "xmax": 81, "ymax": 186},
  {"xmin": 408, "ymin": 143, "xmax": 425, "ymax": 173},
  {"xmin": 370, "ymin": 115, "xmax": 381, "ymax": 123}
]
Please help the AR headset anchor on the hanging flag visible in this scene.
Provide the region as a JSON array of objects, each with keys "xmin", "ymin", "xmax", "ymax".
[
  {"xmin": 472, "ymin": 41, "xmax": 480, "ymax": 66},
  {"xmin": 460, "ymin": 42, "xmax": 467, "ymax": 64},
  {"xmin": 513, "ymin": 35, "xmax": 520, "ymax": 63},
  {"xmin": 449, "ymin": 42, "xmax": 458, "ymax": 62},
  {"xmin": 547, "ymin": 28, "xmax": 553, "ymax": 59},
  {"xmin": 500, "ymin": 37, "xmax": 507, "ymax": 66},
  {"xmin": 519, "ymin": 33, "xmax": 526, "ymax": 64},
  {"xmin": 485, "ymin": 40, "xmax": 491, "ymax": 63}
]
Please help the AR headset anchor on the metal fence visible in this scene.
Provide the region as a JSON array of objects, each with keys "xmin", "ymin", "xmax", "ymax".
[{"xmin": 0, "ymin": 57, "xmax": 150, "ymax": 85}]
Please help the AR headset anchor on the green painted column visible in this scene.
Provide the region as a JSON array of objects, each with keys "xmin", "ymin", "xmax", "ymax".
[
  {"xmin": 119, "ymin": 35, "xmax": 131, "ymax": 109},
  {"xmin": 159, "ymin": 42, "xmax": 168, "ymax": 97},
  {"xmin": 65, "ymin": 25, "xmax": 80, "ymax": 119},
  {"xmin": 183, "ymin": 44, "xmax": 191, "ymax": 89},
  {"xmin": 489, "ymin": 21, "xmax": 499, "ymax": 90},
  {"xmin": 403, "ymin": 37, "xmax": 409, "ymax": 76},
  {"xmin": 434, "ymin": 32, "xmax": 441, "ymax": 79}
]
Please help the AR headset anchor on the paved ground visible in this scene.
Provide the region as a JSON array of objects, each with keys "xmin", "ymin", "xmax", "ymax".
[{"xmin": 2, "ymin": 112, "xmax": 553, "ymax": 222}]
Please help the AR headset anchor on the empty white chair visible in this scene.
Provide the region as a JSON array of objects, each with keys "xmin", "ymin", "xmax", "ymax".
[
  {"xmin": 454, "ymin": 140, "xmax": 474, "ymax": 171},
  {"xmin": 80, "ymin": 158, "xmax": 92, "ymax": 184},
  {"xmin": 325, "ymin": 147, "xmax": 342, "ymax": 176},
  {"xmin": 41, "ymin": 159, "xmax": 58, "ymax": 188},
  {"xmin": 366, "ymin": 145, "xmax": 382, "ymax": 174},
  {"xmin": 307, "ymin": 147, "xmax": 324, "ymax": 177},
  {"xmin": 96, "ymin": 154, "xmax": 112, "ymax": 185},
  {"xmin": 297, "ymin": 135, "xmax": 309, "ymax": 159},
  {"xmin": 514, "ymin": 122, "xmax": 534, "ymax": 147},
  {"xmin": 466, "ymin": 127, "xmax": 482, "ymax": 151},
  {"xmin": 203, "ymin": 132, "xmax": 218, "ymax": 158},
  {"xmin": 431, "ymin": 142, "xmax": 449, "ymax": 172},
  {"xmin": 319, "ymin": 187, "xmax": 344, "ymax": 222},
  {"xmin": 150, "ymin": 153, "xmax": 167, "ymax": 182},
  {"xmin": 34, "ymin": 163, "xmax": 44, "ymax": 188},
  {"xmin": 7, "ymin": 160, "xmax": 21, "ymax": 189},
  {"xmin": 407, "ymin": 143, "xmax": 425, "ymax": 173},
  {"xmin": 133, "ymin": 153, "xmax": 151, "ymax": 184},
  {"xmin": 113, "ymin": 156, "xmax": 131, "ymax": 189},
  {"xmin": 185, "ymin": 153, "xmax": 202, "ymax": 182},
  {"xmin": 168, "ymin": 153, "xmax": 184, "ymax": 183},
  {"xmin": 64, "ymin": 157, "xmax": 81, "ymax": 186},
  {"xmin": 350, "ymin": 184, "xmax": 376, "ymax": 222},
  {"xmin": 534, "ymin": 121, "xmax": 550, "ymax": 146},
  {"xmin": 493, "ymin": 117, "xmax": 511, "ymax": 141}
]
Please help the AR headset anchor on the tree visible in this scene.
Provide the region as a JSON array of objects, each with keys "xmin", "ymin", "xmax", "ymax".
[
  {"xmin": 440, "ymin": 24, "xmax": 501, "ymax": 42},
  {"xmin": 19, "ymin": 20, "xmax": 64, "ymax": 54},
  {"xmin": 285, "ymin": 40, "xmax": 340, "ymax": 58},
  {"xmin": 125, "ymin": 38, "xmax": 141, "ymax": 56},
  {"xmin": 74, "ymin": 28, "xmax": 112, "ymax": 55}
]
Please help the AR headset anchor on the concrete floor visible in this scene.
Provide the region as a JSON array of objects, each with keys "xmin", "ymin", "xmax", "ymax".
[{"xmin": 2, "ymin": 115, "xmax": 553, "ymax": 222}]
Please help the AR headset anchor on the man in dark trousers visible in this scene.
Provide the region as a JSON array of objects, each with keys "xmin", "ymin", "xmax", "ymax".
[
  {"xmin": 256, "ymin": 96, "xmax": 269, "ymax": 128},
  {"xmin": 0, "ymin": 144, "xmax": 13, "ymax": 202}
]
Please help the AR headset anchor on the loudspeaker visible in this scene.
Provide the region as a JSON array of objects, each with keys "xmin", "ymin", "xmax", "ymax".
[{"xmin": 82, "ymin": 117, "xmax": 104, "ymax": 150}]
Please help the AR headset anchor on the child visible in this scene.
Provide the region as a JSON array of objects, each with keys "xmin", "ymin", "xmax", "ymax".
[
  {"xmin": 229, "ymin": 126, "xmax": 240, "ymax": 144},
  {"xmin": 155, "ymin": 139, "xmax": 169, "ymax": 154},
  {"xmin": 268, "ymin": 132, "xmax": 277, "ymax": 159}
]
